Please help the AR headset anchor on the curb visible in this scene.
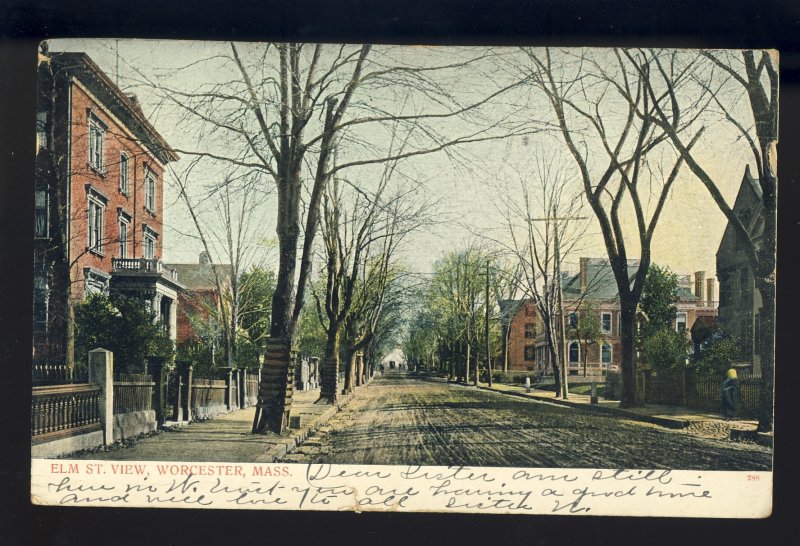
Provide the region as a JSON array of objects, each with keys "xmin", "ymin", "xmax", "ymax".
[
  {"xmin": 257, "ymin": 379, "xmax": 372, "ymax": 463},
  {"xmin": 472, "ymin": 384, "xmax": 692, "ymax": 429},
  {"xmin": 730, "ymin": 428, "xmax": 774, "ymax": 447}
]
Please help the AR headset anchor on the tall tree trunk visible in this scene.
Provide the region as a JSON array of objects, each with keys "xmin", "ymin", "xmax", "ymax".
[
  {"xmin": 253, "ymin": 174, "xmax": 300, "ymax": 433},
  {"xmin": 465, "ymin": 337, "xmax": 471, "ymax": 385},
  {"xmin": 319, "ymin": 329, "xmax": 340, "ymax": 403},
  {"xmin": 619, "ymin": 302, "xmax": 638, "ymax": 408},
  {"xmin": 501, "ymin": 323, "xmax": 509, "ymax": 372},
  {"xmin": 344, "ymin": 347, "xmax": 357, "ymax": 394},
  {"xmin": 755, "ymin": 279, "xmax": 774, "ymax": 432},
  {"xmin": 545, "ymin": 318, "xmax": 562, "ymax": 397}
]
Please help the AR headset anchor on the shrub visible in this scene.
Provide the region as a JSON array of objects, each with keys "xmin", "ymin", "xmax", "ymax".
[{"xmin": 74, "ymin": 293, "xmax": 174, "ymax": 375}]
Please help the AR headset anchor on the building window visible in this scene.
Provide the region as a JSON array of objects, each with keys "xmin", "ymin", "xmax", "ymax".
[
  {"xmin": 524, "ymin": 323, "xmax": 537, "ymax": 339},
  {"xmin": 34, "ymin": 190, "xmax": 48, "ymax": 238},
  {"xmin": 601, "ymin": 343, "xmax": 612, "ymax": 365},
  {"xmin": 119, "ymin": 218, "xmax": 129, "ymax": 258},
  {"xmin": 33, "ymin": 272, "xmax": 48, "ymax": 329},
  {"xmin": 740, "ymin": 267, "xmax": 751, "ymax": 301},
  {"xmin": 36, "ymin": 111, "xmax": 48, "ymax": 150},
  {"xmin": 601, "ymin": 312, "xmax": 612, "ymax": 333},
  {"xmin": 88, "ymin": 197, "xmax": 105, "ymax": 254},
  {"xmin": 569, "ymin": 341, "xmax": 579, "ymax": 363},
  {"xmin": 676, "ymin": 312, "xmax": 687, "ymax": 333},
  {"xmin": 88, "ymin": 113, "xmax": 106, "ymax": 172},
  {"xmin": 143, "ymin": 227, "xmax": 157, "ymax": 259},
  {"xmin": 568, "ymin": 312, "xmax": 578, "ymax": 329},
  {"xmin": 119, "ymin": 153, "xmax": 129, "ymax": 194},
  {"xmin": 741, "ymin": 311, "xmax": 753, "ymax": 357},
  {"xmin": 144, "ymin": 167, "xmax": 156, "ymax": 213},
  {"xmin": 524, "ymin": 345, "xmax": 535, "ymax": 361},
  {"xmin": 719, "ymin": 271, "xmax": 732, "ymax": 306},
  {"xmin": 84, "ymin": 267, "xmax": 110, "ymax": 296}
]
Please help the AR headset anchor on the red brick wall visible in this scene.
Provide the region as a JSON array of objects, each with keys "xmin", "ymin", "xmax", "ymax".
[
  {"xmin": 68, "ymin": 82, "xmax": 165, "ymax": 298},
  {"xmin": 176, "ymin": 289, "xmax": 218, "ymax": 343},
  {"xmin": 507, "ymin": 301, "xmax": 540, "ymax": 372}
]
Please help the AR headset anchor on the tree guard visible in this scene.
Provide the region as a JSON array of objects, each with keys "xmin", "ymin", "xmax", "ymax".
[{"xmin": 252, "ymin": 338, "xmax": 294, "ymax": 433}]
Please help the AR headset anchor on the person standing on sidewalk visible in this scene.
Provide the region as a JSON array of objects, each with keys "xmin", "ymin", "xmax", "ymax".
[{"xmin": 721, "ymin": 368, "xmax": 740, "ymax": 420}]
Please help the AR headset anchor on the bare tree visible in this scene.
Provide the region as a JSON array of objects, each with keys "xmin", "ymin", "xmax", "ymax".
[
  {"xmin": 641, "ymin": 49, "xmax": 777, "ymax": 431},
  {"xmin": 520, "ymin": 48, "xmax": 704, "ymax": 406},
  {"xmin": 169, "ymin": 159, "xmax": 272, "ymax": 369},
  {"xmin": 133, "ymin": 43, "xmax": 536, "ymax": 433},
  {"xmin": 492, "ymin": 154, "xmax": 589, "ymax": 397}
]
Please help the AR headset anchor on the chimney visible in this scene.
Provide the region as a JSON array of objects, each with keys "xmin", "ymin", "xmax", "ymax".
[
  {"xmin": 199, "ymin": 251, "xmax": 211, "ymax": 265},
  {"xmin": 706, "ymin": 277, "xmax": 715, "ymax": 306},
  {"xmin": 580, "ymin": 257, "xmax": 589, "ymax": 294},
  {"xmin": 694, "ymin": 271, "xmax": 705, "ymax": 300}
]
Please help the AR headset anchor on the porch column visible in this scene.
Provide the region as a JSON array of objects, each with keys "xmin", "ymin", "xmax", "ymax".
[
  {"xmin": 151, "ymin": 293, "xmax": 162, "ymax": 323},
  {"xmin": 168, "ymin": 297, "xmax": 177, "ymax": 342}
]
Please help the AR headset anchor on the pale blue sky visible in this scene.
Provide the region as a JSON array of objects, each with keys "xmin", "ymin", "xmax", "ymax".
[{"xmin": 50, "ymin": 39, "xmax": 757, "ymax": 286}]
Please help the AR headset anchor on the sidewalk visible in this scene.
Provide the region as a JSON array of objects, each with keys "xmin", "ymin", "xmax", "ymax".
[
  {"xmin": 72, "ymin": 386, "xmax": 363, "ymax": 462},
  {"xmin": 471, "ymin": 381, "xmax": 772, "ymax": 447}
]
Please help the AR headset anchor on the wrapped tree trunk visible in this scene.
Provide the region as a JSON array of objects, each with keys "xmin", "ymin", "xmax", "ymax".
[
  {"xmin": 253, "ymin": 338, "xmax": 293, "ymax": 433},
  {"xmin": 319, "ymin": 333, "xmax": 340, "ymax": 404}
]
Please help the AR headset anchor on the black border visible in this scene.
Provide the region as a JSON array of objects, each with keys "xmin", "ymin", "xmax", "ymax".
[{"xmin": 2, "ymin": 1, "xmax": 798, "ymax": 544}]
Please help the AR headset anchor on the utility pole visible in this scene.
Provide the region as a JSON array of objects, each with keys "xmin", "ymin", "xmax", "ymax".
[
  {"xmin": 531, "ymin": 209, "xmax": 588, "ymax": 399},
  {"xmin": 553, "ymin": 206, "xmax": 569, "ymax": 399},
  {"xmin": 485, "ymin": 257, "xmax": 492, "ymax": 387}
]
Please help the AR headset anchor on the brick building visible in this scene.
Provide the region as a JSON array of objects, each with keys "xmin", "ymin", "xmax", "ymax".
[
  {"xmin": 166, "ymin": 252, "xmax": 233, "ymax": 345},
  {"xmin": 502, "ymin": 257, "xmax": 718, "ymax": 378},
  {"xmin": 33, "ymin": 51, "xmax": 182, "ymax": 366}
]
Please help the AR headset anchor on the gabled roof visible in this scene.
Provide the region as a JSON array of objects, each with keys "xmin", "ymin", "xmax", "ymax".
[
  {"xmin": 562, "ymin": 258, "xmax": 700, "ymax": 302},
  {"xmin": 48, "ymin": 52, "xmax": 179, "ymax": 165},
  {"xmin": 498, "ymin": 299, "xmax": 524, "ymax": 322},
  {"xmin": 716, "ymin": 165, "xmax": 764, "ymax": 263},
  {"xmin": 165, "ymin": 263, "xmax": 233, "ymax": 291},
  {"xmin": 563, "ymin": 258, "xmax": 643, "ymax": 301}
]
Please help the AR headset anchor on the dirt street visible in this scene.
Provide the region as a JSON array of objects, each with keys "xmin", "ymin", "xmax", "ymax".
[{"xmin": 280, "ymin": 372, "xmax": 772, "ymax": 470}]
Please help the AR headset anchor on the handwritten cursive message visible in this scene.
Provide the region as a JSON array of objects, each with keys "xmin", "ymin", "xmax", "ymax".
[{"xmin": 31, "ymin": 460, "xmax": 771, "ymax": 517}]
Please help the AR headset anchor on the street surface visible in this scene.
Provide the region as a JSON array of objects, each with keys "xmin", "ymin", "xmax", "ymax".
[{"xmin": 281, "ymin": 371, "xmax": 772, "ymax": 470}]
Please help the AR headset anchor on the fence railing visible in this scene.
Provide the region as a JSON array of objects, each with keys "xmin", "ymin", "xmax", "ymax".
[
  {"xmin": 32, "ymin": 364, "xmax": 70, "ymax": 385},
  {"xmin": 191, "ymin": 379, "xmax": 227, "ymax": 416},
  {"xmin": 112, "ymin": 257, "xmax": 178, "ymax": 280},
  {"xmin": 640, "ymin": 370, "xmax": 763, "ymax": 417},
  {"xmin": 31, "ymin": 384, "xmax": 102, "ymax": 440},
  {"xmin": 113, "ymin": 373, "xmax": 154, "ymax": 414},
  {"xmin": 245, "ymin": 376, "xmax": 259, "ymax": 407}
]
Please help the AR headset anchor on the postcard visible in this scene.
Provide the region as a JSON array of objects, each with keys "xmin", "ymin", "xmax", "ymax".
[{"xmin": 30, "ymin": 39, "xmax": 774, "ymax": 517}]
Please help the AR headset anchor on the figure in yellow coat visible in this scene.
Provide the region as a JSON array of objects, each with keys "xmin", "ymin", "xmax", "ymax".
[{"xmin": 721, "ymin": 368, "xmax": 739, "ymax": 420}]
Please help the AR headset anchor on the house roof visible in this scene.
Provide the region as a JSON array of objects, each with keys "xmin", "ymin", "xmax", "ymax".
[
  {"xmin": 49, "ymin": 52, "xmax": 179, "ymax": 165},
  {"xmin": 716, "ymin": 165, "xmax": 764, "ymax": 264},
  {"xmin": 503, "ymin": 258, "xmax": 700, "ymax": 313},
  {"xmin": 165, "ymin": 263, "xmax": 233, "ymax": 291}
]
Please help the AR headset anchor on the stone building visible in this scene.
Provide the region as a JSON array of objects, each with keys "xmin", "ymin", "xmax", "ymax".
[
  {"xmin": 33, "ymin": 50, "xmax": 182, "ymax": 367},
  {"xmin": 716, "ymin": 166, "xmax": 765, "ymax": 373},
  {"xmin": 502, "ymin": 257, "xmax": 718, "ymax": 377}
]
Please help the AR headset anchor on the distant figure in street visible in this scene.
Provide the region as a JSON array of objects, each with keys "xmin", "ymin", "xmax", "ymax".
[
  {"xmin": 379, "ymin": 364, "xmax": 385, "ymax": 375},
  {"xmin": 721, "ymin": 368, "xmax": 740, "ymax": 420}
]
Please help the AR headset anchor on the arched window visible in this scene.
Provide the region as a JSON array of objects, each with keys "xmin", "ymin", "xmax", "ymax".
[
  {"xmin": 601, "ymin": 343, "xmax": 612, "ymax": 364},
  {"xmin": 569, "ymin": 341, "xmax": 579, "ymax": 363}
]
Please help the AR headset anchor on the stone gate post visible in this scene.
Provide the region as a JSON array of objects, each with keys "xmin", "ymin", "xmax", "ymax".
[{"xmin": 88, "ymin": 348, "xmax": 114, "ymax": 446}]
